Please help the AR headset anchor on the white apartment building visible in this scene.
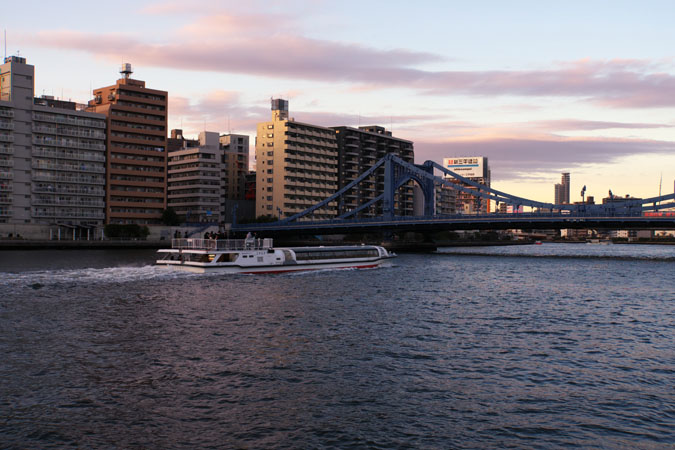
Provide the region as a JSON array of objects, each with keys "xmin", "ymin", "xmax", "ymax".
[
  {"xmin": 167, "ymin": 131, "xmax": 222, "ymax": 223},
  {"xmin": 0, "ymin": 56, "xmax": 106, "ymax": 229}
]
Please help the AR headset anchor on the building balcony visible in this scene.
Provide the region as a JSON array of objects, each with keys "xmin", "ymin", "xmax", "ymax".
[
  {"xmin": 0, "ymin": 121, "xmax": 14, "ymax": 130},
  {"xmin": 32, "ymin": 208, "xmax": 105, "ymax": 219},
  {"xmin": 33, "ymin": 185, "xmax": 104, "ymax": 196},
  {"xmin": 0, "ymin": 109, "xmax": 14, "ymax": 118},
  {"xmin": 31, "ymin": 161, "xmax": 105, "ymax": 174},
  {"xmin": 32, "ymin": 148, "xmax": 106, "ymax": 162},
  {"xmin": 0, "ymin": 134, "xmax": 14, "ymax": 142},
  {"xmin": 32, "ymin": 112, "xmax": 106, "ymax": 128},
  {"xmin": 0, "ymin": 170, "xmax": 13, "ymax": 180},
  {"xmin": 32, "ymin": 197, "xmax": 106, "ymax": 207},
  {"xmin": 33, "ymin": 125, "xmax": 106, "ymax": 140},
  {"xmin": 0, "ymin": 195, "xmax": 11, "ymax": 204},
  {"xmin": 0, "ymin": 144, "xmax": 13, "ymax": 155},
  {"xmin": 0, "ymin": 207, "xmax": 12, "ymax": 217},
  {"xmin": 32, "ymin": 173, "xmax": 105, "ymax": 185},
  {"xmin": 32, "ymin": 136, "xmax": 106, "ymax": 151},
  {"xmin": 0, "ymin": 157, "xmax": 12, "ymax": 167},
  {"xmin": 32, "ymin": 125, "xmax": 57, "ymax": 134}
]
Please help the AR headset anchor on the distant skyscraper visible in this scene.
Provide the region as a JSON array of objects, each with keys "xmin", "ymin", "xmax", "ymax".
[{"xmin": 555, "ymin": 172, "xmax": 570, "ymax": 204}]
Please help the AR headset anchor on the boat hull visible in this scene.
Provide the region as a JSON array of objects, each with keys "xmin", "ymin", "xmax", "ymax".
[{"xmin": 158, "ymin": 258, "xmax": 390, "ymax": 274}]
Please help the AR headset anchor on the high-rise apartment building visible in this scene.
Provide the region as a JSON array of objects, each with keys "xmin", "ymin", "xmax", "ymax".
[
  {"xmin": 167, "ymin": 130, "xmax": 250, "ymax": 223},
  {"xmin": 554, "ymin": 172, "xmax": 570, "ymax": 204},
  {"xmin": 31, "ymin": 97, "xmax": 106, "ymax": 226},
  {"xmin": 167, "ymin": 131, "xmax": 222, "ymax": 223},
  {"xmin": 255, "ymin": 99, "xmax": 338, "ymax": 220},
  {"xmin": 0, "ymin": 56, "xmax": 106, "ymax": 228},
  {"xmin": 443, "ymin": 157, "xmax": 491, "ymax": 214},
  {"xmin": 219, "ymin": 133, "xmax": 249, "ymax": 202},
  {"xmin": 331, "ymin": 125, "xmax": 414, "ymax": 217},
  {"xmin": 87, "ymin": 64, "xmax": 167, "ymax": 224}
]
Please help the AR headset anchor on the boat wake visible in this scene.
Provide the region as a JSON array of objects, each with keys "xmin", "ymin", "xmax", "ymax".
[{"xmin": 3, "ymin": 265, "xmax": 198, "ymax": 289}]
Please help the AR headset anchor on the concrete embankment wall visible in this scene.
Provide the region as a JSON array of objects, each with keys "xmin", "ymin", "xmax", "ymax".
[{"xmin": 0, "ymin": 224, "xmax": 224, "ymax": 250}]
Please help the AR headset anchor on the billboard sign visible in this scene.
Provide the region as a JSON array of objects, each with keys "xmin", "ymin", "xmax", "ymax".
[{"xmin": 443, "ymin": 157, "xmax": 486, "ymax": 179}]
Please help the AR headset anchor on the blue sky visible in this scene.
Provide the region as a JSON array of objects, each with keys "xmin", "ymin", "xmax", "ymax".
[{"xmin": 5, "ymin": 0, "xmax": 675, "ymax": 202}]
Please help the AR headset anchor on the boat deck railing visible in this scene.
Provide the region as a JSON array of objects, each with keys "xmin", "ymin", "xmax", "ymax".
[{"xmin": 171, "ymin": 238, "xmax": 273, "ymax": 251}]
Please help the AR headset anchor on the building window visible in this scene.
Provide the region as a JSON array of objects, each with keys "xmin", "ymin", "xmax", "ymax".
[
  {"xmin": 267, "ymin": 169, "xmax": 273, "ymax": 174},
  {"xmin": 267, "ymin": 133, "xmax": 273, "ymax": 138},
  {"xmin": 267, "ymin": 151, "xmax": 273, "ymax": 156},
  {"xmin": 267, "ymin": 125, "xmax": 273, "ymax": 129},
  {"xmin": 267, "ymin": 178, "xmax": 273, "ymax": 182},
  {"xmin": 266, "ymin": 205, "xmax": 272, "ymax": 210},
  {"xmin": 267, "ymin": 196, "xmax": 272, "ymax": 201},
  {"xmin": 267, "ymin": 187, "xmax": 273, "ymax": 192},
  {"xmin": 267, "ymin": 142, "xmax": 273, "ymax": 147}
]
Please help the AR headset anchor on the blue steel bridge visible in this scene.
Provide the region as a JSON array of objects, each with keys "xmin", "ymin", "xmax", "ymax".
[{"xmin": 233, "ymin": 154, "xmax": 675, "ymax": 236}]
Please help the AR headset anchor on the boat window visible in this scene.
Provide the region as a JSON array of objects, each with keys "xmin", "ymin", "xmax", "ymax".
[
  {"xmin": 293, "ymin": 249, "xmax": 379, "ymax": 261},
  {"xmin": 216, "ymin": 253, "xmax": 237, "ymax": 263}
]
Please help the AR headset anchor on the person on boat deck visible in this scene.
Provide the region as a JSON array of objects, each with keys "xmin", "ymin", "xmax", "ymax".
[{"xmin": 245, "ymin": 232, "xmax": 254, "ymax": 248}]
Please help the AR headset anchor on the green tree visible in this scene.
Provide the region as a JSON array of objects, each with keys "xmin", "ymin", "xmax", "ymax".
[{"xmin": 161, "ymin": 207, "xmax": 181, "ymax": 226}]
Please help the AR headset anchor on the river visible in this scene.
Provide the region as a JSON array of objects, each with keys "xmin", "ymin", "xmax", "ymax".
[{"xmin": 1, "ymin": 243, "xmax": 674, "ymax": 448}]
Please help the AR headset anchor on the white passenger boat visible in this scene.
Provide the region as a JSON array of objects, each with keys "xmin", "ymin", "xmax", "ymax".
[{"xmin": 156, "ymin": 238, "xmax": 395, "ymax": 274}]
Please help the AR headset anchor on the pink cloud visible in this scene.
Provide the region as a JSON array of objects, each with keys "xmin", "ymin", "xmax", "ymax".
[
  {"xmin": 169, "ymin": 90, "xmax": 267, "ymax": 136},
  {"xmin": 23, "ymin": 24, "xmax": 675, "ymax": 107},
  {"xmin": 533, "ymin": 119, "xmax": 672, "ymax": 131}
]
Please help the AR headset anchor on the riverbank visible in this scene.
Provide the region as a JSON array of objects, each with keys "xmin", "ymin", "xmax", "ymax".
[
  {"xmin": 0, "ymin": 239, "xmax": 170, "ymax": 250},
  {"xmin": 0, "ymin": 238, "xmax": 532, "ymax": 252}
]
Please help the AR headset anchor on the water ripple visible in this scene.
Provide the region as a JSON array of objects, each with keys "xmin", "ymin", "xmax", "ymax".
[{"xmin": 0, "ymin": 249, "xmax": 673, "ymax": 448}]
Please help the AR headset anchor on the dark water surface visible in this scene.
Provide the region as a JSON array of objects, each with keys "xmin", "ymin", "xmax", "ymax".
[{"xmin": 1, "ymin": 244, "xmax": 674, "ymax": 448}]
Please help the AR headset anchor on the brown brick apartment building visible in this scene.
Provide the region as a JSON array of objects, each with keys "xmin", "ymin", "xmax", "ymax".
[{"xmin": 87, "ymin": 64, "xmax": 167, "ymax": 224}]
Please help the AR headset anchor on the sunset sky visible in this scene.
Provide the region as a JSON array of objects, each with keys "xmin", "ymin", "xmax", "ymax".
[{"xmin": 6, "ymin": 0, "xmax": 675, "ymax": 203}]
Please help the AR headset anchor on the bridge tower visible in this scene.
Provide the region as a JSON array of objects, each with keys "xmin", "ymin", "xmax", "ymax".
[{"xmin": 383, "ymin": 158, "xmax": 436, "ymax": 220}]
